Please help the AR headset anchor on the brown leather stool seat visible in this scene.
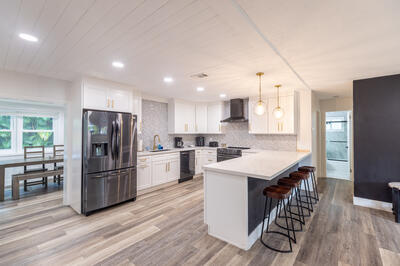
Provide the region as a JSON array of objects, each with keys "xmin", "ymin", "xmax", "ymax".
[
  {"xmin": 289, "ymin": 171, "xmax": 309, "ymax": 180},
  {"xmin": 278, "ymin": 178, "xmax": 301, "ymax": 188},
  {"xmin": 299, "ymin": 166, "xmax": 316, "ymax": 172},
  {"xmin": 263, "ymin": 185, "xmax": 291, "ymax": 199}
]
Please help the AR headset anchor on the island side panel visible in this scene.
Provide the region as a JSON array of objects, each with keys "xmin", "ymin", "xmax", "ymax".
[
  {"xmin": 204, "ymin": 170, "xmax": 249, "ymax": 250},
  {"xmin": 247, "ymin": 163, "xmax": 299, "ymax": 235}
]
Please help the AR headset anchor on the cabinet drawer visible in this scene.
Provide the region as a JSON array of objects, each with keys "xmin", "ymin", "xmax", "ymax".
[
  {"xmin": 152, "ymin": 152, "xmax": 179, "ymax": 162},
  {"xmin": 205, "ymin": 156, "xmax": 216, "ymax": 164},
  {"xmin": 138, "ymin": 156, "xmax": 151, "ymax": 163}
]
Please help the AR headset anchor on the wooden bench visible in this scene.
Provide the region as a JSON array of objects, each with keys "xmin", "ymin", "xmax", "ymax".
[{"xmin": 12, "ymin": 169, "xmax": 64, "ymax": 200}]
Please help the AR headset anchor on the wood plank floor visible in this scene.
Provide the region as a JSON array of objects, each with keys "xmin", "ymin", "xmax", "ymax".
[{"xmin": 0, "ymin": 177, "xmax": 399, "ymax": 266}]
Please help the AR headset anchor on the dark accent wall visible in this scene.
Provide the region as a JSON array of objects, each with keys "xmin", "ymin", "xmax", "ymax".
[{"xmin": 353, "ymin": 74, "xmax": 400, "ymax": 202}]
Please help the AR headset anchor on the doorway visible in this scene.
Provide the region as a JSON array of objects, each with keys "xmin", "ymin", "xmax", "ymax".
[{"xmin": 325, "ymin": 111, "xmax": 351, "ymax": 180}]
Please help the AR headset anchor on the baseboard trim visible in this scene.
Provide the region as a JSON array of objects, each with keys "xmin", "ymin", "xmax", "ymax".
[{"xmin": 353, "ymin": 196, "xmax": 392, "ymax": 212}]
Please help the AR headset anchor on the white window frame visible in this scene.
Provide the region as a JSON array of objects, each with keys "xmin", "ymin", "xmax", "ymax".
[
  {"xmin": 0, "ymin": 113, "xmax": 63, "ymax": 156},
  {"xmin": 0, "ymin": 115, "xmax": 14, "ymax": 154}
]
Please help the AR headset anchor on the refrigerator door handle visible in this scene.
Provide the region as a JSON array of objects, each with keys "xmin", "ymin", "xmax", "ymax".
[
  {"xmin": 111, "ymin": 121, "xmax": 115, "ymax": 160},
  {"xmin": 116, "ymin": 120, "xmax": 120, "ymax": 160}
]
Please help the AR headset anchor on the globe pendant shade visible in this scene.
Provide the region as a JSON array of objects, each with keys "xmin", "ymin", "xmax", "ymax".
[
  {"xmin": 254, "ymin": 100, "xmax": 266, "ymax": 115},
  {"xmin": 273, "ymin": 106, "xmax": 284, "ymax": 119}
]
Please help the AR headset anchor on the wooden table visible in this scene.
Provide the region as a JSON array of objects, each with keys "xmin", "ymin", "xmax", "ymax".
[{"xmin": 0, "ymin": 155, "xmax": 63, "ymax": 201}]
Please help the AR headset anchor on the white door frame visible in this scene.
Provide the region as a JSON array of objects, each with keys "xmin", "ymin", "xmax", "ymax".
[{"xmin": 321, "ymin": 110, "xmax": 353, "ymax": 181}]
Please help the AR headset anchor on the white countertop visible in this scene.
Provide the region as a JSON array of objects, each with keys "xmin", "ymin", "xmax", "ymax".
[
  {"xmin": 138, "ymin": 146, "xmax": 218, "ymax": 157},
  {"xmin": 203, "ymin": 150, "xmax": 311, "ymax": 180}
]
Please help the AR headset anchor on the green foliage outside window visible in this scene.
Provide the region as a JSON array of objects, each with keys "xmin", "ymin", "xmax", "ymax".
[
  {"xmin": 0, "ymin": 116, "xmax": 11, "ymax": 150},
  {"xmin": 0, "ymin": 132, "xmax": 11, "ymax": 149},
  {"xmin": 23, "ymin": 117, "xmax": 53, "ymax": 130},
  {"xmin": 0, "ymin": 116, "xmax": 10, "ymax": 130},
  {"xmin": 23, "ymin": 117, "xmax": 54, "ymax": 148},
  {"xmin": 23, "ymin": 132, "xmax": 54, "ymax": 147}
]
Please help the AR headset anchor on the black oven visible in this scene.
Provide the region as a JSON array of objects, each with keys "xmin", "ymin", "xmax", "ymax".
[{"xmin": 217, "ymin": 147, "xmax": 250, "ymax": 162}]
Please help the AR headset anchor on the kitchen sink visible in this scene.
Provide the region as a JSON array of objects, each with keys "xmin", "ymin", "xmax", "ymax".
[{"xmin": 149, "ymin": 149, "xmax": 171, "ymax": 152}]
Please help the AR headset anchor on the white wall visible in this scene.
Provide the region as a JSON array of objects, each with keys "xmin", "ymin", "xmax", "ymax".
[
  {"xmin": 0, "ymin": 70, "xmax": 70, "ymax": 189},
  {"xmin": 0, "ymin": 69, "xmax": 70, "ymax": 104},
  {"xmin": 296, "ymin": 89, "xmax": 312, "ymax": 152},
  {"xmin": 319, "ymin": 97, "xmax": 353, "ymax": 179},
  {"xmin": 311, "ymin": 92, "xmax": 321, "ymax": 178}
]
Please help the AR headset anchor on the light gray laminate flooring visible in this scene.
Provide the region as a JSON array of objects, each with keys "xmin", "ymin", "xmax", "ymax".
[{"xmin": 0, "ymin": 177, "xmax": 399, "ymax": 265}]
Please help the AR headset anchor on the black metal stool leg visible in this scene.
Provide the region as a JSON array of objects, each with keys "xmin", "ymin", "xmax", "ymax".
[
  {"xmin": 283, "ymin": 201, "xmax": 293, "ymax": 252},
  {"xmin": 312, "ymin": 171, "xmax": 319, "ymax": 201},
  {"xmin": 305, "ymin": 178, "xmax": 314, "ymax": 212}
]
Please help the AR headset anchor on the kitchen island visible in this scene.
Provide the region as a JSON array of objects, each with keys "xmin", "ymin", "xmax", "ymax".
[{"xmin": 203, "ymin": 150, "xmax": 311, "ymax": 250}]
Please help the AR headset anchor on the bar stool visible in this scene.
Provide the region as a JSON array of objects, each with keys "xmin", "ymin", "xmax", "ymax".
[
  {"xmin": 289, "ymin": 171, "xmax": 314, "ymax": 216},
  {"xmin": 277, "ymin": 177, "xmax": 305, "ymax": 230},
  {"xmin": 260, "ymin": 185, "xmax": 296, "ymax": 253},
  {"xmin": 299, "ymin": 166, "xmax": 319, "ymax": 203}
]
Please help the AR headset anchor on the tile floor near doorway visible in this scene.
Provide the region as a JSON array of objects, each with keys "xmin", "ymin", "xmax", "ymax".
[
  {"xmin": 0, "ymin": 177, "xmax": 399, "ymax": 265},
  {"xmin": 326, "ymin": 160, "xmax": 350, "ymax": 180}
]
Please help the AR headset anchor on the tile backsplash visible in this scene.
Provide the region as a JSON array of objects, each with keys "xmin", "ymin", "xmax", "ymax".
[{"xmin": 141, "ymin": 99, "xmax": 297, "ymax": 151}]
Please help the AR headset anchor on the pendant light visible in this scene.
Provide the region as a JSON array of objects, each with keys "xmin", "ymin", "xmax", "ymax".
[
  {"xmin": 254, "ymin": 72, "xmax": 266, "ymax": 115},
  {"xmin": 273, "ymin": 84, "xmax": 284, "ymax": 119}
]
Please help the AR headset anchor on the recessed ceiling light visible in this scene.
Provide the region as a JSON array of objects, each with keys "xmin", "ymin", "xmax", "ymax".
[
  {"xmin": 196, "ymin": 87, "xmax": 204, "ymax": 92},
  {"xmin": 219, "ymin": 93, "xmax": 227, "ymax": 98},
  {"xmin": 163, "ymin": 77, "xmax": 173, "ymax": 83},
  {"xmin": 19, "ymin": 33, "xmax": 38, "ymax": 42},
  {"xmin": 112, "ymin": 61, "xmax": 124, "ymax": 68}
]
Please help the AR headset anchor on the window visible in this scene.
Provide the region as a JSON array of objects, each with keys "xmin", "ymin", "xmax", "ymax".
[
  {"xmin": 0, "ymin": 113, "xmax": 62, "ymax": 155},
  {"xmin": 22, "ymin": 117, "xmax": 54, "ymax": 147},
  {"xmin": 326, "ymin": 117, "xmax": 345, "ymax": 132},
  {"xmin": 0, "ymin": 116, "xmax": 12, "ymax": 150}
]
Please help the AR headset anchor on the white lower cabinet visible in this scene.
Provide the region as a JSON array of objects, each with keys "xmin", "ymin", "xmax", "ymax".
[
  {"xmin": 137, "ymin": 156, "xmax": 152, "ymax": 190},
  {"xmin": 142, "ymin": 153, "xmax": 180, "ymax": 188},
  {"xmin": 195, "ymin": 149, "xmax": 217, "ymax": 174},
  {"xmin": 151, "ymin": 160, "xmax": 169, "ymax": 186},
  {"xmin": 167, "ymin": 157, "xmax": 180, "ymax": 182}
]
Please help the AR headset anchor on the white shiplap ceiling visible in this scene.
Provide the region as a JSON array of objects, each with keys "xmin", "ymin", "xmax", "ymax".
[{"xmin": 1, "ymin": 0, "xmax": 399, "ymax": 101}]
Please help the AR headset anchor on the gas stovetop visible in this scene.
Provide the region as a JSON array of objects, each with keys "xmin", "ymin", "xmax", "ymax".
[
  {"xmin": 217, "ymin": 146, "xmax": 250, "ymax": 156},
  {"xmin": 226, "ymin": 146, "xmax": 250, "ymax": 150}
]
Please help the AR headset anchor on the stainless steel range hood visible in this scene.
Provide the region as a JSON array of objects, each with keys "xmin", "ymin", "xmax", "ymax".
[{"xmin": 221, "ymin": 99, "xmax": 248, "ymax": 123}]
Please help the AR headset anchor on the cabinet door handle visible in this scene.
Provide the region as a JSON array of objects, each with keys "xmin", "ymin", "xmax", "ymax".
[
  {"xmin": 107, "ymin": 98, "xmax": 110, "ymax": 108},
  {"xmin": 139, "ymin": 158, "xmax": 147, "ymax": 162},
  {"xmin": 165, "ymin": 163, "xmax": 167, "ymax": 172},
  {"xmin": 112, "ymin": 99, "xmax": 115, "ymax": 108},
  {"xmin": 140, "ymin": 121, "xmax": 142, "ymax": 131},
  {"xmin": 168, "ymin": 162, "xmax": 170, "ymax": 171},
  {"xmin": 196, "ymin": 158, "xmax": 197, "ymax": 165}
]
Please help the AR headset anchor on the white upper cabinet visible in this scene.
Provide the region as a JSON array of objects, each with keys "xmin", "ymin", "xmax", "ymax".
[
  {"xmin": 168, "ymin": 100, "xmax": 223, "ymax": 134},
  {"xmin": 195, "ymin": 103, "xmax": 208, "ymax": 133},
  {"xmin": 83, "ymin": 82, "xmax": 132, "ymax": 113},
  {"xmin": 83, "ymin": 84, "xmax": 108, "ymax": 110},
  {"xmin": 168, "ymin": 99, "xmax": 196, "ymax": 134},
  {"xmin": 267, "ymin": 92, "xmax": 298, "ymax": 134},
  {"xmin": 112, "ymin": 89, "xmax": 131, "ymax": 112},
  {"xmin": 248, "ymin": 96, "xmax": 268, "ymax": 134},
  {"xmin": 207, "ymin": 102, "xmax": 224, "ymax": 134}
]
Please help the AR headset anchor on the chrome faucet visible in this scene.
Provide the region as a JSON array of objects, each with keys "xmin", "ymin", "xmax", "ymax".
[{"xmin": 153, "ymin": 135, "xmax": 161, "ymax": 150}]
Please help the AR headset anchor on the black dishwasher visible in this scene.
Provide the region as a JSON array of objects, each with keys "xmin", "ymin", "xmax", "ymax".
[{"xmin": 179, "ymin": 150, "xmax": 195, "ymax": 183}]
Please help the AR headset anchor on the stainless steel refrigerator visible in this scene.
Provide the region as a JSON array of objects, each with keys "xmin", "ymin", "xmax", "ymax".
[{"xmin": 82, "ymin": 110, "xmax": 137, "ymax": 215}]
